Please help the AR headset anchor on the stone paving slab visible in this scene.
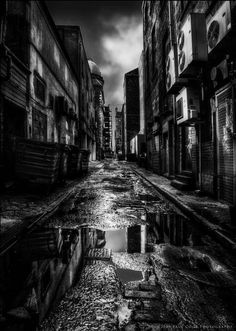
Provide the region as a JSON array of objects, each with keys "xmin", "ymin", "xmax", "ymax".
[
  {"xmin": 85, "ymin": 248, "xmax": 112, "ymax": 260},
  {"xmin": 124, "ymin": 289, "xmax": 160, "ymax": 300},
  {"xmin": 139, "ymin": 282, "xmax": 159, "ymax": 291},
  {"xmin": 124, "ymin": 323, "xmax": 174, "ymax": 331},
  {"xmin": 133, "ymin": 310, "xmax": 177, "ymax": 324}
]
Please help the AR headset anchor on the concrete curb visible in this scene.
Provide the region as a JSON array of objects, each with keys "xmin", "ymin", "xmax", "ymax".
[{"xmin": 132, "ymin": 166, "xmax": 236, "ymax": 252}]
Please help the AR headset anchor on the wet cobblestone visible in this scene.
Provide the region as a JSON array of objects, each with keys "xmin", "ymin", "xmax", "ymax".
[
  {"xmin": 13, "ymin": 160, "xmax": 236, "ymax": 330},
  {"xmin": 40, "ymin": 261, "xmax": 121, "ymax": 330}
]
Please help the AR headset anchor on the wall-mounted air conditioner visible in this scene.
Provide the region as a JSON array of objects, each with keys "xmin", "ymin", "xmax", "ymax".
[
  {"xmin": 177, "ymin": 13, "xmax": 207, "ymax": 77},
  {"xmin": 210, "ymin": 59, "xmax": 229, "ymax": 88},
  {"xmin": 176, "ymin": 87, "xmax": 200, "ymax": 125},
  {"xmin": 207, "ymin": 2, "xmax": 231, "ymax": 55},
  {"xmin": 166, "ymin": 47, "xmax": 188, "ymax": 94}
]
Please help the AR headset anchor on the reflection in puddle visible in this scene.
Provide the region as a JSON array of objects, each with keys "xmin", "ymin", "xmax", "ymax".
[
  {"xmin": 0, "ymin": 210, "xmax": 204, "ymax": 329},
  {"xmin": 84, "ymin": 212, "xmax": 203, "ymax": 254},
  {"xmin": 0, "ymin": 227, "xmax": 82, "ymax": 329},
  {"xmin": 116, "ymin": 268, "xmax": 143, "ymax": 284}
]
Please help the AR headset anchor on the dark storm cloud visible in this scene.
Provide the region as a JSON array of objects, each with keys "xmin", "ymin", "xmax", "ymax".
[{"xmin": 46, "ymin": 1, "xmax": 142, "ymax": 105}]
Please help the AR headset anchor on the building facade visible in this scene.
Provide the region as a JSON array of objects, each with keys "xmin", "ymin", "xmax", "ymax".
[
  {"xmin": 88, "ymin": 60, "xmax": 105, "ymax": 160},
  {"xmin": 57, "ymin": 26, "xmax": 96, "ymax": 160},
  {"xmin": 29, "ymin": 2, "xmax": 79, "ymax": 146},
  {"xmin": 123, "ymin": 68, "xmax": 140, "ymax": 159},
  {"xmin": 0, "ymin": 1, "xmax": 80, "ymax": 187},
  {"xmin": 114, "ymin": 106, "xmax": 124, "ymax": 157},
  {"xmin": 142, "ymin": 0, "xmax": 236, "ymax": 206},
  {"xmin": 103, "ymin": 105, "xmax": 112, "ymax": 153}
]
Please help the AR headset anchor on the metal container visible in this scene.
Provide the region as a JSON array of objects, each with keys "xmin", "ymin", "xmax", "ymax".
[
  {"xmin": 15, "ymin": 138, "xmax": 60, "ymax": 188},
  {"xmin": 58, "ymin": 144, "xmax": 69, "ymax": 182},
  {"xmin": 67, "ymin": 145, "xmax": 80, "ymax": 178},
  {"xmin": 79, "ymin": 149, "xmax": 90, "ymax": 174}
]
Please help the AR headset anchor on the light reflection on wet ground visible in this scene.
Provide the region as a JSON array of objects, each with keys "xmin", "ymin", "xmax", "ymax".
[{"xmin": 2, "ymin": 161, "xmax": 236, "ymax": 330}]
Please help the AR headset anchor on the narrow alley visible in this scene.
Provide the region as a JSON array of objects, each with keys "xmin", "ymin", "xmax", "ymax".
[
  {"xmin": 40, "ymin": 161, "xmax": 236, "ymax": 330},
  {"xmin": 1, "ymin": 1, "xmax": 236, "ymax": 330},
  {"xmin": 3, "ymin": 160, "xmax": 233, "ymax": 331}
]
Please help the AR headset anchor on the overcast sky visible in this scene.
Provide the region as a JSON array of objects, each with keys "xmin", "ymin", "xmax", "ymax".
[{"xmin": 46, "ymin": 1, "xmax": 143, "ymax": 106}]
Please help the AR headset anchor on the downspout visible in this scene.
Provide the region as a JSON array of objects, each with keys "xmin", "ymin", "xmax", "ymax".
[
  {"xmin": 198, "ymin": 69, "xmax": 204, "ymax": 191},
  {"xmin": 168, "ymin": 0, "xmax": 177, "ymax": 176},
  {"xmin": 230, "ymin": 63, "xmax": 236, "ymax": 213},
  {"xmin": 0, "ymin": 1, "xmax": 12, "ymax": 82}
]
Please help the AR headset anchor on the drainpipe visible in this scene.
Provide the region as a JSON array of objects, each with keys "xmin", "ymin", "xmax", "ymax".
[
  {"xmin": 168, "ymin": 0, "xmax": 178, "ymax": 176},
  {"xmin": 0, "ymin": 1, "xmax": 12, "ymax": 82},
  {"xmin": 230, "ymin": 60, "xmax": 236, "ymax": 217},
  {"xmin": 198, "ymin": 69, "xmax": 205, "ymax": 191},
  {"xmin": 0, "ymin": 1, "xmax": 7, "ymax": 44}
]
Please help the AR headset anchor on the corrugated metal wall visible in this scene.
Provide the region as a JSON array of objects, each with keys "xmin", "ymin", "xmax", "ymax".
[{"xmin": 216, "ymin": 86, "xmax": 234, "ymax": 204}]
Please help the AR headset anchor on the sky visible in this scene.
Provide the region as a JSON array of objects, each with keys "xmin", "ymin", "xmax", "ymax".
[{"xmin": 46, "ymin": 1, "xmax": 143, "ymax": 106}]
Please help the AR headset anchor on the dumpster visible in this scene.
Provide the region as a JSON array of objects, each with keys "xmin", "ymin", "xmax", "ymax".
[
  {"xmin": 67, "ymin": 145, "xmax": 80, "ymax": 178},
  {"xmin": 80, "ymin": 149, "xmax": 90, "ymax": 174},
  {"xmin": 58, "ymin": 144, "xmax": 69, "ymax": 182},
  {"xmin": 15, "ymin": 138, "xmax": 60, "ymax": 188}
]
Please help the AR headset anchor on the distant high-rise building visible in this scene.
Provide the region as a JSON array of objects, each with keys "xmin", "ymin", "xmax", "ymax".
[
  {"xmin": 123, "ymin": 68, "xmax": 140, "ymax": 159},
  {"xmin": 103, "ymin": 106, "xmax": 112, "ymax": 152},
  {"xmin": 115, "ymin": 106, "xmax": 124, "ymax": 156},
  {"xmin": 88, "ymin": 59, "xmax": 105, "ymax": 160}
]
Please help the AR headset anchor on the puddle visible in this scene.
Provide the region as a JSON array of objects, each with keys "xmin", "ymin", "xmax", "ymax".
[
  {"xmin": 0, "ymin": 203, "xmax": 228, "ymax": 329},
  {"xmin": 116, "ymin": 268, "xmax": 143, "ymax": 284},
  {"xmin": 83, "ymin": 211, "xmax": 204, "ymax": 255},
  {"xmin": 0, "ymin": 227, "xmax": 81, "ymax": 327}
]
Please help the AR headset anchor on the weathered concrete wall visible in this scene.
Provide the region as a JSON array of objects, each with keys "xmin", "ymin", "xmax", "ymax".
[{"xmin": 29, "ymin": 2, "xmax": 79, "ymax": 144}]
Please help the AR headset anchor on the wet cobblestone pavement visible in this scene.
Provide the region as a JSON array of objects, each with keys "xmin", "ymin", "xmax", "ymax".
[
  {"xmin": 40, "ymin": 261, "xmax": 121, "ymax": 331},
  {"xmin": 40, "ymin": 160, "xmax": 236, "ymax": 330}
]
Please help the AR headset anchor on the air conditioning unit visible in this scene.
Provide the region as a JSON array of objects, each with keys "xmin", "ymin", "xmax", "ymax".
[
  {"xmin": 207, "ymin": 2, "xmax": 231, "ymax": 55},
  {"xmin": 166, "ymin": 47, "xmax": 188, "ymax": 94},
  {"xmin": 210, "ymin": 59, "xmax": 229, "ymax": 88},
  {"xmin": 177, "ymin": 13, "xmax": 207, "ymax": 77},
  {"xmin": 176, "ymin": 87, "xmax": 200, "ymax": 125}
]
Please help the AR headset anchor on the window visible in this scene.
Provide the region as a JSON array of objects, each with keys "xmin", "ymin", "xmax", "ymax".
[
  {"xmin": 32, "ymin": 108, "xmax": 47, "ymax": 142},
  {"xmin": 48, "ymin": 93, "xmax": 54, "ymax": 109},
  {"xmin": 176, "ymin": 98, "xmax": 183, "ymax": 119},
  {"xmin": 34, "ymin": 72, "xmax": 46, "ymax": 103}
]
